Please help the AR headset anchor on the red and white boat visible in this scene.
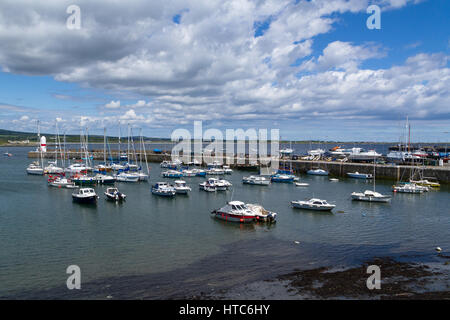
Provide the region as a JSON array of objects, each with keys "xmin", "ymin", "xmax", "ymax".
[
  {"xmin": 211, "ymin": 201, "xmax": 257, "ymax": 223},
  {"xmin": 211, "ymin": 201, "xmax": 277, "ymax": 223}
]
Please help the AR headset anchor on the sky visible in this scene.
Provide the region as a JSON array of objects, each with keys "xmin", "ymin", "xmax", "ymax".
[{"xmin": 0, "ymin": 0, "xmax": 449, "ymax": 142}]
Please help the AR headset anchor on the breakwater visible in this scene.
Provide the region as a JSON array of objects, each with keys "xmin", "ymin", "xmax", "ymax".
[{"xmin": 28, "ymin": 150, "xmax": 450, "ymax": 183}]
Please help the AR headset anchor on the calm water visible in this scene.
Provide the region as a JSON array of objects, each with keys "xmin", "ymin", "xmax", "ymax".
[{"xmin": 0, "ymin": 146, "xmax": 449, "ymax": 298}]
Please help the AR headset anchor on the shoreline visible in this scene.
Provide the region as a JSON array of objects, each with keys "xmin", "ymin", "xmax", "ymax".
[{"xmin": 192, "ymin": 256, "xmax": 450, "ymax": 300}]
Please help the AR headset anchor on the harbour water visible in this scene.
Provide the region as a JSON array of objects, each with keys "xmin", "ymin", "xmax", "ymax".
[{"xmin": 1, "ymin": 146, "xmax": 449, "ymax": 299}]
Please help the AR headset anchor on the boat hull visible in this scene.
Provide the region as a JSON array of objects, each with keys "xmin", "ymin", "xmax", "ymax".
[
  {"xmin": 211, "ymin": 210, "xmax": 255, "ymax": 223},
  {"xmin": 351, "ymin": 195, "xmax": 391, "ymax": 203},
  {"xmin": 72, "ymin": 195, "xmax": 98, "ymax": 203},
  {"xmin": 291, "ymin": 203, "xmax": 334, "ymax": 211}
]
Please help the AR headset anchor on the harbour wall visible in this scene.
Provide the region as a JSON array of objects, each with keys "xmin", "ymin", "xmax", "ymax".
[{"xmin": 28, "ymin": 150, "xmax": 450, "ymax": 183}]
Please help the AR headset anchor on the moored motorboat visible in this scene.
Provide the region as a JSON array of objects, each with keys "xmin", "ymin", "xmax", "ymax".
[
  {"xmin": 223, "ymin": 165, "xmax": 233, "ymax": 174},
  {"xmin": 162, "ymin": 170, "xmax": 184, "ymax": 178},
  {"xmin": 104, "ymin": 187, "xmax": 126, "ymax": 201},
  {"xmin": 351, "ymin": 190, "xmax": 391, "ymax": 202},
  {"xmin": 392, "ymin": 183, "xmax": 427, "ymax": 194},
  {"xmin": 271, "ymin": 174, "xmax": 294, "ymax": 183},
  {"xmin": 65, "ymin": 163, "xmax": 92, "ymax": 174},
  {"xmin": 94, "ymin": 174, "xmax": 116, "ymax": 184},
  {"xmin": 44, "ymin": 163, "xmax": 64, "ymax": 174},
  {"xmin": 347, "ymin": 172, "xmax": 373, "ymax": 179},
  {"xmin": 295, "ymin": 182, "xmax": 309, "ymax": 187},
  {"xmin": 291, "ymin": 199, "xmax": 335, "ymax": 211},
  {"xmin": 246, "ymin": 204, "xmax": 277, "ymax": 223},
  {"xmin": 72, "ymin": 174, "xmax": 97, "ymax": 185},
  {"xmin": 174, "ymin": 180, "xmax": 191, "ymax": 194},
  {"xmin": 242, "ymin": 175, "xmax": 270, "ymax": 185},
  {"xmin": 211, "ymin": 201, "xmax": 256, "ymax": 223},
  {"xmin": 151, "ymin": 182, "xmax": 176, "ymax": 197},
  {"xmin": 115, "ymin": 172, "xmax": 139, "ymax": 182},
  {"xmin": 48, "ymin": 176, "xmax": 77, "ymax": 188},
  {"xmin": 307, "ymin": 168, "xmax": 329, "ymax": 176},
  {"xmin": 199, "ymin": 178, "xmax": 231, "ymax": 191},
  {"xmin": 72, "ymin": 188, "xmax": 98, "ymax": 203},
  {"xmin": 206, "ymin": 168, "xmax": 225, "ymax": 175}
]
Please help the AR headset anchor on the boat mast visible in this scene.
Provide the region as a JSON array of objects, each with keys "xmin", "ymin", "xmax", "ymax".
[
  {"xmin": 373, "ymin": 156, "xmax": 376, "ymax": 192},
  {"xmin": 127, "ymin": 123, "xmax": 130, "ymax": 163},
  {"xmin": 37, "ymin": 120, "xmax": 43, "ymax": 168},
  {"xmin": 140, "ymin": 128, "xmax": 150, "ymax": 176},
  {"xmin": 104, "ymin": 127, "xmax": 106, "ymax": 165},
  {"xmin": 118, "ymin": 121, "xmax": 121, "ymax": 163}
]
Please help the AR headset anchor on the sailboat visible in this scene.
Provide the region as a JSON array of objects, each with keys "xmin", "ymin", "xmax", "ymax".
[
  {"xmin": 137, "ymin": 129, "xmax": 149, "ymax": 181},
  {"xmin": 392, "ymin": 125, "xmax": 430, "ymax": 194},
  {"xmin": 44, "ymin": 121, "xmax": 64, "ymax": 174},
  {"xmin": 26, "ymin": 121, "xmax": 45, "ymax": 175},
  {"xmin": 351, "ymin": 158, "xmax": 391, "ymax": 202}
]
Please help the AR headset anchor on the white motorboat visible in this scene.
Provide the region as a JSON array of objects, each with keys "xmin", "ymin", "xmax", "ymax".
[
  {"xmin": 223, "ymin": 165, "xmax": 233, "ymax": 174},
  {"xmin": 206, "ymin": 168, "xmax": 225, "ymax": 175},
  {"xmin": 279, "ymin": 148, "xmax": 294, "ymax": 156},
  {"xmin": 94, "ymin": 174, "xmax": 116, "ymax": 184},
  {"xmin": 115, "ymin": 172, "xmax": 139, "ymax": 182},
  {"xmin": 347, "ymin": 172, "xmax": 373, "ymax": 179},
  {"xmin": 291, "ymin": 199, "xmax": 335, "ymax": 211},
  {"xmin": 295, "ymin": 182, "xmax": 309, "ymax": 187},
  {"xmin": 308, "ymin": 149, "xmax": 325, "ymax": 157},
  {"xmin": 27, "ymin": 162, "xmax": 44, "ymax": 175},
  {"xmin": 162, "ymin": 170, "xmax": 184, "ymax": 178},
  {"xmin": 174, "ymin": 180, "xmax": 191, "ymax": 194},
  {"xmin": 271, "ymin": 173, "xmax": 295, "ymax": 183},
  {"xmin": 160, "ymin": 160, "xmax": 182, "ymax": 169},
  {"xmin": 329, "ymin": 178, "xmax": 339, "ymax": 182},
  {"xmin": 199, "ymin": 178, "xmax": 231, "ymax": 191},
  {"xmin": 347, "ymin": 148, "xmax": 382, "ymax": 162},
  {"xmin": 105, "ymin": 187, "xmax": 126, "ymax": 201},
  {"xmin": 44, "ymin": 163, "xmax": 64, "ymax": 174},
  {"xmin": 72, "ymin": 188, "xmax": 98, "ymax": 203},
  {"xmin": 65, "ymin": 163, "xmax": 92, "ymax": 174},
  {"xmin": 48, "ymin": 176, "xmax": 77, "ymax": 188},
  {"xmin": 351, "ymin": 190, "xmax": 391, "ymax": 202},
  {"xmin": 246, "ymin": 204, "xmax": 277, "ymax": 223},
  {"xmin": 182, "ymin": 169, "xmax": 197, "ymax": 177},
  {"xmin": 307, "ymin": 168, "xmax": 329, "ymax": 176},
  {"xmin": 151, "ymin": 182, "xmax": 176, "ymax": 197},
  {"xmin": 392, "ymin": 183, "xmax": 427, "ymax": 194},
  {"xmin": 242, "ymin": 175, "xmax": 270, "ymax": 185},
  {"xmin": 110, "ymin": 163, "xmax": 126, "ymax": 171}
]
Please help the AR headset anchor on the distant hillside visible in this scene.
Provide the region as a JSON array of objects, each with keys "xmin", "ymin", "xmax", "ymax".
[{"xmin": 0, "ymin": 129, "xmax": 171, "ymax": 145}]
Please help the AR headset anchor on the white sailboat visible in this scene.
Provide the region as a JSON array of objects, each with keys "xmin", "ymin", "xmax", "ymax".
[
  {"xmin": 351, "ymin": 159, "xmax": 391, "ymax": 203},
  {"xmin": 44, "ymin": 122, "xmax": 64, "ymax": 174},
  {"xmin": 26, "ymin": 121, "xmax": 44, "ymax": 175}
]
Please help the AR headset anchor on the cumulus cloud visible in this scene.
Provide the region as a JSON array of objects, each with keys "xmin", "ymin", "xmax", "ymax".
[
  {"xmin": 105, "ymin": 100, "xmax": 121, "ymax": 109},
  {"xmin": 0, "ymin": 0, "xmax": 447, "ymax": 135}
]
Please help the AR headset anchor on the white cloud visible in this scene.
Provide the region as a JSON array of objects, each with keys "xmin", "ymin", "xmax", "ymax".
[{"xmin": 105, "ymin": 100, "xmax": 121, "ymax": 109}]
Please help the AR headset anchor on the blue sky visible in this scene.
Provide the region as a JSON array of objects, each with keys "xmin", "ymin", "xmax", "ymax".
[{"xmin": 0, "ymin": 0, "xmax": 448, "ymax": 141}]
